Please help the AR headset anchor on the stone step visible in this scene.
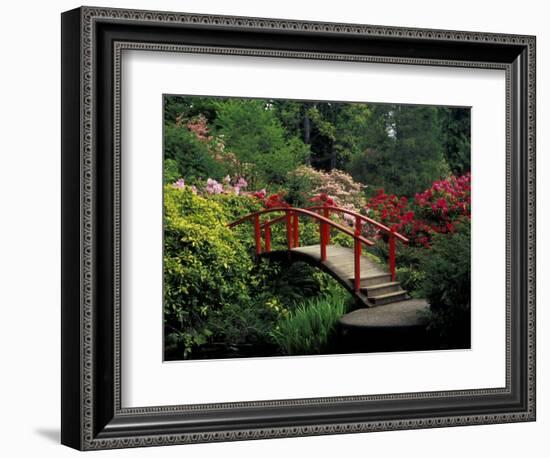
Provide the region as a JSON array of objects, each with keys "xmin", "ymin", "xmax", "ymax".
[
  {"xmin": 349, "ymin": 273, "xmax": 392, "ymax": 288},
  {"xmin": 369, "ymin": 290, "xmax": 408, "ymax": 306},
  {"xmin": 363, "ymin": 281, "xmax": 403, "ymax": 297}
]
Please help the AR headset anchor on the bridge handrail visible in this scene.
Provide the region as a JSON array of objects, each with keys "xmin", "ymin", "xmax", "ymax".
[
  {"xmin": 228, "ymin": 207, "xmax": 375, "ymax": 247},
  {"xmin": 228, "ymin": 204, "xmax": 407, "ymax": 292},
  {"xmin": 258, "ymin": 205, "xmax": 408, "ymax": 244},
  {"xmin": 306, "ymin": 205, "xmax": 409, "ymax": 243}
]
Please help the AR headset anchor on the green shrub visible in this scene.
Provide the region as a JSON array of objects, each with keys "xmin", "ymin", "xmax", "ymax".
[
  {"xmin": 205, "ymin": 295, "xmax": 282, "ymax": 351},
  {"xmin": 420, "ymin": 222, "xmax": 471, "ymax": 348},
  {"xmin": 283, "ymin": 168, "xmax": 315, "ymax": 207},
  {"xmin": 260, "ymin": 261, "xmax": 325, "ymax": 309},
  {"xmin": 208, "ymin": 192, "xmax": 264, "ymax": 253},
  {"xmin": 420, "ymin": 223, "xmax": 470, "ymax": 309},
  {"xmin": 396, "ymin": 267, "xmax": 426, "ymax": 297},
  {"xmin": 330, "ymin": 231, "xmax": 354, "ymax": 249},
  {"xmin": 370, "ymin": 239, "xmax": 426, "ymax": 268},
  {"xmin": 209, "ymin": 192, "xmax": 263, "ymax": 221},
  {"xmin": 314, "ymin": 274, "xmax": 358, "ymax": 311},
  {"xmin": 164, "ymin": 124, "xmax": 227, "ymax": 181},
  {"xmin": 271, "ymin": 285, "xmax": 348, "ymax": 355},
  {"xmin": 163, "ymin": 158, "xmax": 181, "ymax": 184},
  {"xmin": 163, "ymin": 186, "xmax": 257, "ymax": 358}
]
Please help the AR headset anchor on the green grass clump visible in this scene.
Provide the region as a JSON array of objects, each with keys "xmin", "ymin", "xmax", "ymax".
[{"xmin": 271, "ymin": 285, "xmax": 348, "ymax": 355}]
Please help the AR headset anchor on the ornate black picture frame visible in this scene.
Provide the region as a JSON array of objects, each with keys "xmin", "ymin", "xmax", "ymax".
[{"xmin": 61, "ymin": 6, "xmax": 536, "ymax": 450}]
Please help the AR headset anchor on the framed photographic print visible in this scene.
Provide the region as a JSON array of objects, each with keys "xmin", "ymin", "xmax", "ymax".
[{"xmin": 61, "ymin": 6, "xmax": 536, "ymax": 450}]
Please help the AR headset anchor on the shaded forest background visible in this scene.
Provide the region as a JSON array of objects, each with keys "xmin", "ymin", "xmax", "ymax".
[{"xmin": 164, "ymin": 96, "xmax": 470, "ymax": 197}]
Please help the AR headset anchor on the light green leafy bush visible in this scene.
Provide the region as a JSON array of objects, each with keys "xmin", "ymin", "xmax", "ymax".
[
  {"xmin": 208, "ymin": 192, "xmax": 263, "ymax": 253},
  {"xmin": 164, "ymin": 186, "xmax": 260, "ymax": 359}
]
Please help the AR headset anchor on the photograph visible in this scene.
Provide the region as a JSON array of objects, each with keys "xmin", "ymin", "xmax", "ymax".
[{"xmin": 162, "ymin": 95, "xmax": 472, "ymax": 360}]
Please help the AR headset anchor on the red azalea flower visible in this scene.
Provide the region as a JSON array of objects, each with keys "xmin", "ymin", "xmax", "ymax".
[
  {"xmin": 309, "ymin": 193, "xmax": 335, "ymax": 206},
  {"xmin": 436, "ymin": 198, "xmax": 448, "ymax": 210},
  {"xmin": 252, "ymin": 189, "xmax": 267, "ymax": 200},
  {"xmin": 401, "ymin": 211, "xmax": 414, "ymax": 223},
  {"xmin": 264, "ymin": 194, "xmax": 289, "ymax": 209}
]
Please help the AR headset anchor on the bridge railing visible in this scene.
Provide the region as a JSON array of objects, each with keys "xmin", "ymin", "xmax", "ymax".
[
  {"xmin": 228, "ymin": 207, "xmax": 375, "ymax": 292},
  {"xmin": 306, "ymin": 205, "xmax": 409, "ymax": 283},
  {"xmin": 254, "ymin": 205, "xmax": 408, "ymax": 282},
  {"xmin": 228, "ymin": 204, "xmax": 408, "ymax": 292}
]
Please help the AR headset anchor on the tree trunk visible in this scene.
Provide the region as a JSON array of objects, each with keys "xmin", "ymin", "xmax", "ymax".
[
  {"xmin": 304, "ymin": 106, "xmax": 311, "ymax": 166},
  {"xmin": 329, "ymin": 144, "xmax": 337, "ymax": 170}
]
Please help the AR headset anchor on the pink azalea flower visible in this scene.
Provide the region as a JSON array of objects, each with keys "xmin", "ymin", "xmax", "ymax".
[
  {"xmin": 236, "ymin": 177, "xmax": 248, "ymax": 189},
  {"xmin": 205, "ymin": 178, "xmax": 223, "ymax": 194},
  {"xmin": 173, "ymin": 178, "xmax": 185, "ymax": 189},
  {"xmin": 342, "ymin": 212, "xmax": 355, "ymax": 226}
]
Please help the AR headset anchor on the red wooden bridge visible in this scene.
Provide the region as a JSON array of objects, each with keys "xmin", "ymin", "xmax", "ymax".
[{"xmin": 228, "ymin": 204, "xmax": 411, "ymax": 307}]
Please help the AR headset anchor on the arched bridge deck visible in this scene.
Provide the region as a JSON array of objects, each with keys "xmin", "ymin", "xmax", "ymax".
[{"xmin": 263, "ymin": 244, "xmax": 407, "ymax": 307}]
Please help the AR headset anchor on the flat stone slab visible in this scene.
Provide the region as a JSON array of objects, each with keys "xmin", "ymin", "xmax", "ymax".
[{"xmin": 339, "ymin": 299, "xmax": 429, "ymax": 329}]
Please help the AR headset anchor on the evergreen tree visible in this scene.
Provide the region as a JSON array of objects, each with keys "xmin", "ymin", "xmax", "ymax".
[
  {"xmin": 214, "ymin": 99, "xmax": 309, "ymax": 184},
  {"xmin": 437, "ymin": 107, "xmax": 471, "ymax": 175},
  {"xmin": 347, "ymin": 104, "xmax": 449, "ymax": 197}
]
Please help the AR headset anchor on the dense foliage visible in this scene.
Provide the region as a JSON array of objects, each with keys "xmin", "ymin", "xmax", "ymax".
[
  {"xmin": 347, "ymin": 105, "xmax": 450, "ymax": 196},
  {"xmin": 164, "ymin": 185, "xmax": 350, "ymax": 359},
  {"xmin": 438, "ymin": 107, "xmax": 471, "ymax": 175},
  {"xmin": 419, "ymin": 223, "xmax": 471, "ymax": 348},
  {"xmin": 164, "ymin": 97, "xmax": 470, "ymax": 197}
]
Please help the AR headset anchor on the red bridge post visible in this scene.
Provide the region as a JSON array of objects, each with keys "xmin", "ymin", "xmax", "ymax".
[
  {"xmin": 319, "ymin": 210, "xmax": 327, "ymax": 262},
  {"xmin": 286, "ymin": 210, "xmax": 293, "ymax": 250},
  {"xmin": 354, "ymin": 216, "xmax": 362, "ymax": 257},
  {"xmin": 253, "ymin": 214, "xmax": 262, "ymax": 256},
  {"xmin": 389, "ymin": 226, "xmax": 396, "ymax": 281},
  {"xmin": 354, "ymin": 240, "xmax": 361, "ymax": 293},
  {"xmin": 354, "ymin": 216, "xmax": 362, "ymax": 292},
  {"xmin": 293, "ymin": 212, "xmax": 299, "ymax": 248},
  {"xmin": 323, "ymin": 205, "xmax": 330, "ymax": 246}
]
